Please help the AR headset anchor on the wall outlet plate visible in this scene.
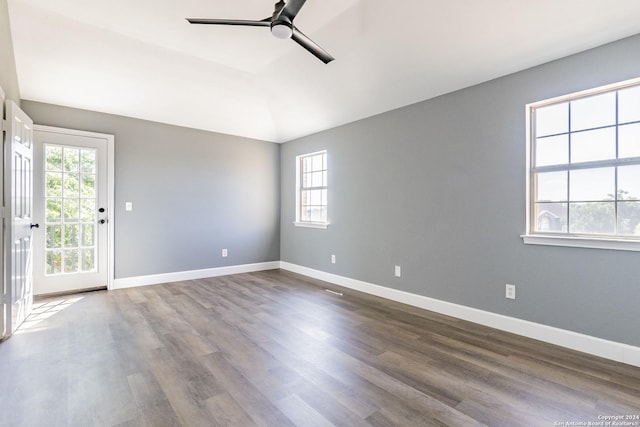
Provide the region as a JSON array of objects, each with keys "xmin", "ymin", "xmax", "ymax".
[
  {"xmin": 222, "ymin": 249, "xmax": 228, "ymax": 257},
  {"xmin": 394, "ymin": 265, "xmax": 401, "ymax": 277},
  {"xmin": 331, "ymin": 254, "xmax": 336, "ymax": 264},
  {"xmin": 506, "ymin": 284, "xmax": 516, "ymax": 300}
]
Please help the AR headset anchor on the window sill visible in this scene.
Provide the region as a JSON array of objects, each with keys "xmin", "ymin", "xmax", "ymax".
[
  {"xmin": 294, "ymin": 221, "xmax": 329, "ymax": 230},
  {"xmin": 522, "ymin": 234, "xmax": 640, "ymax": 252}
]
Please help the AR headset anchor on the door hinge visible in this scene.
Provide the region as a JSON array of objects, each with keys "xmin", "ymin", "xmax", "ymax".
[{"xmin": 1, "ymin": 119, "xmax": 7, "ymax": 132}]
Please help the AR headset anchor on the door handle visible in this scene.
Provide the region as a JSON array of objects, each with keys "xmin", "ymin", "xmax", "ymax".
[
  {"xmin": 30, "ymin": 223, "xmax": 40, "ymax": 229},
  {"xmin": 99, "ymin": 219, "xmax": 107, "ymax": 224}
]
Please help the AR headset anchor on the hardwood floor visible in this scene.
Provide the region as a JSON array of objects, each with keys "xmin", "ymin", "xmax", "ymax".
[{"xmin": 1, "ymin": 269, "xmax": 639, "ymax": 426}]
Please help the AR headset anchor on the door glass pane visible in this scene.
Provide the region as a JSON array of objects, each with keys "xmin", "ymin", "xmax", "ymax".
[
  {"xmin": 570, "ymin": 92, "xmax": 616, "ymax": 131},
  {"xmin": 81, "ymin": 199, "xmax": 95, "ymax": 222},
  {"xmin": 80, "ymin": 149, "xmax": 96, "ymax": 174},
  {"xmin": 82, "ymin": 249, "xmax": 95, "ymax": 272},
  {"xmin": 81, "ymin": 174, "xmax": 95, "ymax": 198},
  {"xmin": 64, "ymin": 224, "xmax": 79, "ymax": 247},
  {"xmin": 64, "ymin": 173, "xmax": 80, "ymax": 197},
  {"xmin": 46, "ymin": 250, "xmax": 62, "ymax": 275},
  {"xmin": 63, "ymin": 199, "xmax": 79, "ymax": 222},
  {"xmin": 569, "ymin": 202, "xmax": 615, "ymax": 234},
  {"xmin": 569, "ymin": 168, "xmax": 615, "ymax": 201},
  {"xmin": 45, "ymin": 173, "xmax": 62, "ymax": 197},
  {"xmin": 63, "ymin": 147, "xmax": 80, "ymax": 172},
  {"xmin": 64, "ymin": 249, "xmax": 79, "ymax": 273},
  {"xmin": 82, "ymin": 224, "xmax": 94, "ymax": 246},
  {"xmin": 46, "ymin": 199, "xmax": 62, "ymax": 222},
  {"xmin": 45, "ymin": 146, "xmax": 63, "ymax": 171},
  {"xmin": 46, "ymin": 225, "xmax": 62, "ymax": 249}
]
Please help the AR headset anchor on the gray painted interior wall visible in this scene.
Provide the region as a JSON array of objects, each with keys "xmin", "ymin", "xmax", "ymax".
[
  {"xmin": 22, "ymin": 101, "xmax": 281, "ymax": 278},
  {"xmin": 0, "ymin": 0, "xmax": 19, "ymax": 102},
  {"xmin": 281, "ymin": 34, "xmax": 640, "ymax": 347}
]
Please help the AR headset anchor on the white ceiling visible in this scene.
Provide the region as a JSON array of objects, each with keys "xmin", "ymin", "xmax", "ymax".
[{"xmin": 8, "ymin": 0, "xmax": 640, "ymax": 143}]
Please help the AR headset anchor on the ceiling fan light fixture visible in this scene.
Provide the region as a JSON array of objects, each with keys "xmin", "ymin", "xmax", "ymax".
[{"xmin": 271, "ymin": 22, "xmax": 293, "ymax": 39}]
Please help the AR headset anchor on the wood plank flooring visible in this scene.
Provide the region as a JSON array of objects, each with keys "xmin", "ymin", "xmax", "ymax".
[{"xmin": 1, "ymin": 269, "xmax": 639, "ymax": 426}]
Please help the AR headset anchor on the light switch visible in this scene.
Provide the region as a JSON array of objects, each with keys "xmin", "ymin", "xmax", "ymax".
[{"xmin": 125, "ymin": 202, "xmax": 133, "ymax": 211}]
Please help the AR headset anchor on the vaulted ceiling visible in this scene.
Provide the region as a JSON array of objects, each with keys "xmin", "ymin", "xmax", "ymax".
[{"xmin": 8, "ymin": 0, "xmax": 640, "ymax": 142}]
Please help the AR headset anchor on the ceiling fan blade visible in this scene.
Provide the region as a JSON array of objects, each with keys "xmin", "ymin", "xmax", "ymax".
[
  {"xmin": 291, "ymin": 27, "xmax": 334, "ymax": 64},
  {"xmin": 279, "ymin": 0, "xmax": 307, "ymax": 21},
  {"xmin": 186, "ymin": 18, "xmax": 271, "ymax": 27}
]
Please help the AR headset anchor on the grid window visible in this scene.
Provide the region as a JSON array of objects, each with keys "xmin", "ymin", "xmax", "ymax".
[
  {"xmin": 296, "ymin": 151, "xmax": 327, "ymax": 227},
  {"xmin": 529, "ymin": 81, "xmax": 640, "ymax": 239}
]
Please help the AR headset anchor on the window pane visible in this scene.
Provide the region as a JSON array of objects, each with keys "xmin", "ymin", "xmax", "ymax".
[
  {"xmin": 310, "ymin": 189, "xmax": 322, "ymax": 205},
  {"xmin": 45, "ymin": 146, "xmax": 63, "ymax": 171},
  {"xmin": 619, "ymin": 85, "xmax": 640, "ymax": 124},
  {"xmin": 569, "ymin": 202, "xmax": 615, "ymax": 234},
  {"xmin": 536, "ymin": 103, "xmax": 568, "ymax": 137},
  {"xmin": 311, "ymin": 171, "xmax": 323, "ymax": 187},
  {"xmin": 570, "ymin": 127, "xmax": 615, "ymax": 163},
  {"xmin": 618, "ymin": 165, "xmax": 640, "ymax": 201},
  {"xmin": 570, "ymin": 92, "xmax": 616, "ymax": 131},
  {"xmin": 311, "ymin": 206, "xmax": 327, "ymax": 222},
  {"xmin": 618, "ymin": 201, "xmax": 640, "ymax": 235},
  {"xmin": 536, "ymin": 135, "xmax": 568, "ymax": 166},
  {"xmin": 312, "ymin": 154, "xmax": 324, "ymax": 171},
  {"xmin": 619, "ymin": 123, "xmax": 640, "ymax": 159},
  {"xmin": 534, "ymin": 203, "xmax": 567, "ymax": 232},
  {"xmin": 569, "ymin": 168, "xmax": 615, "ymax": 201},
  {"xmin": 536, "ymin": 171, "xmax": 567, "ymax": 202}
]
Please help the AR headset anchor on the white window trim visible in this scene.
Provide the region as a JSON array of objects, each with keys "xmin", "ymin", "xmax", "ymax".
[
  {"xmin": 522, "ymin": 76, "xmax": 640, "ymax": 251},
  {"xmin": 295, "ymin": 150, "xmax": 329, "ymax": 229}
]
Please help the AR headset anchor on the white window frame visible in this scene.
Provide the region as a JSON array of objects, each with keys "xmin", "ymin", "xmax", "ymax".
[
  {"xmin": 294, "ymin": 150, "xmax": 328, "ymax": 229},
  {"xmin": 523, "ymin": 77, "xmax": 640, "ymax": 251}
]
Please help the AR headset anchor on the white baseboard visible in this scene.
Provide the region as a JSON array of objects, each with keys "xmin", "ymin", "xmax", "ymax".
[
  {"xmin": 112, "ymin": 261, "xmax": 280, "ymax": 290},
  {"xmin": 279, "ymin": 262, "xmax": 640, "ymax": 368}
]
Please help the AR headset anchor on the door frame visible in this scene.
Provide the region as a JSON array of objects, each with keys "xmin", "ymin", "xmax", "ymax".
[
  {"xmin": 1, "ymin": 85, "xmax": 5, "ymax": 340},
  {"xmin": 33, "ymin": 125, "xmax": 115, "ymax": 291}
]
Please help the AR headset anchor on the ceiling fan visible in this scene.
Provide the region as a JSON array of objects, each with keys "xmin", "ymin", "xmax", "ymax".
[{"xmin": 186, "ymin": 0, "xmax": 335, "ymax": 64}]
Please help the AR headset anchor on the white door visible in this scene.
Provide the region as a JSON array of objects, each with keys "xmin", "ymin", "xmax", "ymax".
[
  {"xmin": 3, "ymin": 100, "xmax": 35, "ymax": 335},
  {"xmin": 33, "ymin": 128, "xmax": 110, "ymax": 295}
]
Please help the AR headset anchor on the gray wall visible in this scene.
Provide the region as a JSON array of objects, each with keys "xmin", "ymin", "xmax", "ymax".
[
  {"xmin": 281, "ymin": 34, "xmax": 640, "ymax": 347},
  {"xmin": 23, "ymin": 101, "xmax": 280, "ymax": 278},
  {"xmin": 0, "ymin": 0, "xmax": 19, "ymax": 102}
]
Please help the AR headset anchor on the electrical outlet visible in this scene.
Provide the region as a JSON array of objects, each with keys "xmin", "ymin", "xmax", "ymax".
[
  {"xmin": 125, "ymin": 202, "xmax": 133, "ymax": 211},
  {"xmin": 394, "ymin": 265, "xmax": 401, "ymax": 278},
  {"xmin": 222, "ymin": 249, "xmax": 228, "ymax": 258},
  {"xmin": 331, "ymin": 254, "xmax": 336, "ymax": 264},
  {"xmin": 505, "ymin": 284, "xmax": 516, "ymax": 300}
]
